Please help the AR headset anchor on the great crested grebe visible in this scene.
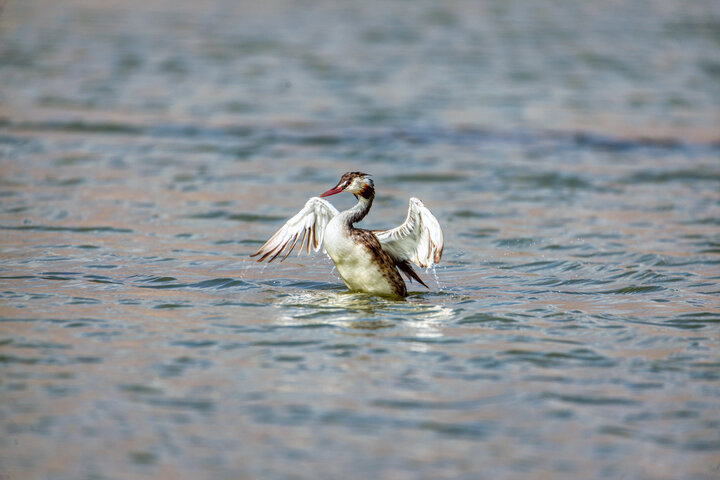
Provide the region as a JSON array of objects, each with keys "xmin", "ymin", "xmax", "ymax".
[{"xmin": 251, "ymin": 172, "xmax": 443, "ymax": 297}]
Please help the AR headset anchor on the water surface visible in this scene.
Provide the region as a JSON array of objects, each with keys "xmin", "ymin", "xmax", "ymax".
[{"xmin": 1, "ymin": 1, "xmax": 719, "ymax": 479}]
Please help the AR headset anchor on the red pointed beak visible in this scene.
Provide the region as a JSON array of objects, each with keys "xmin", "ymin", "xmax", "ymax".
[{"xmin": 319, "ymin": 186, "xmax": 344, "ymax": 197}]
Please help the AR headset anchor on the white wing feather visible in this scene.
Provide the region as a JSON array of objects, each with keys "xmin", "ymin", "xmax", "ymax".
[
  {"xmin": 251, "ymin": 197, "xmax": 339, "ymax": 262},
  {"xmin": 375, "ymin": 197, "xmax": 444, "ymax": 268}
]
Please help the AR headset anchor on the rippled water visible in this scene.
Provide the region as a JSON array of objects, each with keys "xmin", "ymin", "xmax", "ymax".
[{"xmin": 1, "ymin": 1, "xmax": 720, "ymax": 479}]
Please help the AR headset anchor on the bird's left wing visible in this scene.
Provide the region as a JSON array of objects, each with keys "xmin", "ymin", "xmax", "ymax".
[
  {"xmin": 374, "ymin": 197, "xmax": 443, "ymax": 268},
  {"xmin": 251, "ymin": 197, "xmax": 339, "ymax": 262}
]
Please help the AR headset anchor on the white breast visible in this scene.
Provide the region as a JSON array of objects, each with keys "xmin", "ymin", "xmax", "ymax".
[{"xmin": 323, "ymin": 217, "xmax": 397, "ymax": 295}]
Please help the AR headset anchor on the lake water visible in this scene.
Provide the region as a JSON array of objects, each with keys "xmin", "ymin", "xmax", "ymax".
[{"xmin": 1, "ymin": 1, "xmax": 719, "ymax": 479}]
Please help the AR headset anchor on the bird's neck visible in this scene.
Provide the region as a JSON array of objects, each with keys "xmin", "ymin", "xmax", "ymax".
[{"xmin": 341, "ymin": 193, "xmax": 374, "ymax": 228}]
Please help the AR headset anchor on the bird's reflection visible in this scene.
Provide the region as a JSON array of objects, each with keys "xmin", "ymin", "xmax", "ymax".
[{"xmin": 273, "ymin": 289, "xmax": 457, "ymax": 337}]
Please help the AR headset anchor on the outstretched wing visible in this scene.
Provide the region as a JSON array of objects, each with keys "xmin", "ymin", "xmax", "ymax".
[
  {"xmin": 251, "ymin": 197, "xmax": 339, "ymax": 262},
  {"xmin": 375, "ymin": 197, "xmax": 443, "ymax": 269}
]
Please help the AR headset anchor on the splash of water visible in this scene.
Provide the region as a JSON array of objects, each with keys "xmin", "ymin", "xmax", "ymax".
[{"xmin": 429, "ymin": 265, "xmax": 444, "ymax": 292}]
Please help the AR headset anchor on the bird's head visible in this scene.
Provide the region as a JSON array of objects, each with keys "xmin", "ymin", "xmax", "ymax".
[{"xmin": 320, "ymin": 172, "xmax": 375, "ymax": 199}]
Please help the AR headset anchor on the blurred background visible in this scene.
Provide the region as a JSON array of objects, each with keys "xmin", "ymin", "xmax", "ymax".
[
  {"xmin": 2, "ymin": 0, "xmax": 719, "ymax": 136},
  {"xmin": 1, "ymin": 1, "xmax": 719, "ymax": 479}
]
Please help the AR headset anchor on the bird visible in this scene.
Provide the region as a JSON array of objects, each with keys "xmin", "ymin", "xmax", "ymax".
[{"xmin": 251, "ymin": 172, "xmax": 444, "ymax": 298}]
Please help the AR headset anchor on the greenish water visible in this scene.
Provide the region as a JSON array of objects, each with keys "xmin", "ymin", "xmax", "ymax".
[{"xmin": 1, "ymin": 1, "xmax": 719, "ymax": 479}]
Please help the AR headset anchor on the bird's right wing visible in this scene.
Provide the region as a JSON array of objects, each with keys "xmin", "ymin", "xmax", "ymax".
[
  {"xmin": 251, "ymin": 197, "xmax": 339, "ymax": 262},
  {"xmin": 374, "ymin": 197, "xmax": 444, "ymax": 268}
]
